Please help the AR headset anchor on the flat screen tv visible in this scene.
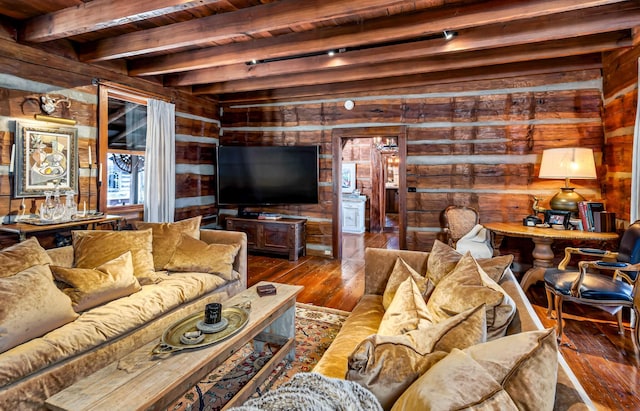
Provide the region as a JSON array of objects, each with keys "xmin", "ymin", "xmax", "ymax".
[{"xmin": 217, "ymin": 145, "xmax": 319, "ymax": 206}]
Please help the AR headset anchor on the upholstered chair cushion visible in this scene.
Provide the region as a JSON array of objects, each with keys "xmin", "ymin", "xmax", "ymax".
[
  {"xmin": 426, "ymin": 252, "xmax": 516, "ymax": 340},
  {"xmin": 134, "ymin": 216, "xmax": 202, "ymax": 270},
  {"xmin": 51, "ymin": 251, "xmax": 142, "ymax": 312},
  {"xmin": 72, "ymin": 229, "xmax": 159, "ymax": 285},
  {"xmin": 0, "ymin": 264, "xmax": 78, "ymax": 354},
  {"xmin": 378, "ymin": 277, "xmax": 433, "ymax": 336},
  {"xmin": 164, "ymin": 233, "xmax": 241, "ymax": 281},
  {"xmin": 0, "ymin": 237, "xmax": 53, "ymax": 278},
  {"xmin": 391, "ymin": 328, "xmax": 558, "ymax": 411},
  {"xmin": 347, "ymin": 305, "xmax": 486, "ymax": 410},
  {"xmin": 382, "ymin": 257, "xmax": 433, "ymax": 310}
]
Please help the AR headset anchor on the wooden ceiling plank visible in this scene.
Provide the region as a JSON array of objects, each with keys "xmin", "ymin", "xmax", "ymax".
[
  {"xmin": 84, "ymin": 0, "xmax": 628, "ymax": 63},
  {"xmin": 78, "ymin": 0, "xmax": 411, "ymax": 61},
  {"xmin": 165, "ymin": 7, "xmax": 640, "ymax": 86},
  {"xmin": 21, "ymin": 0, "xmax": 231, "ymax": 42},
  {"xmin": 129, "ymin": 0, "xmax": 632, "ymax": 76},
  {"xmin": 193, "ymin": 32, "xmax": 630, "ymax": 94}
]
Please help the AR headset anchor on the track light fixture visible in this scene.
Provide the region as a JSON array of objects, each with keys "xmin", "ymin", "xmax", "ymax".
[{"xmin": 443, "ymin": 30, "xmax": 456, "ymax": 40}]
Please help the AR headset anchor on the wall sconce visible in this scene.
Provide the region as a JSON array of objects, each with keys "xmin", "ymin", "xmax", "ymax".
[
  {"xmin": 33, "ymin": 95, "xmax": 77, "ymax": 125},
  {"xmin": 539, "ymin": 147, "xmax": 597, "ymax": 213}
]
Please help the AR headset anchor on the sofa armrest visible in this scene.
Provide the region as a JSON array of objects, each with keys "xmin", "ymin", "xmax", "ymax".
[
  {"xmin": 200, "ymin": 229, "xmax": 248, "ymax": 289},
  {"xmin": 364, "ymin": 248, "xmax": 430, "ymax": 295},
  {"xmin": 46, "ymin": 245, "xmax": 74, "ymax": 267}
]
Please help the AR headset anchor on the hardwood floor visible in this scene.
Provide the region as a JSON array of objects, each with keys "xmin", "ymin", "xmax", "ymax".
[{"xmin": 247, "ymin": 232, "xmax": 639, "ymax": 411}]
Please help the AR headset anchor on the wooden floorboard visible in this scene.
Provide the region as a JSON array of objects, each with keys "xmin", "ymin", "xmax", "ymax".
[{"xmin": 246, "ymin": 231, "xmax": 639, "ymax": 411}]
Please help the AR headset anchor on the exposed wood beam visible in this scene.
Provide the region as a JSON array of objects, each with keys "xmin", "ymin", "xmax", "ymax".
[
  {"xmin": 165, "ymin": 7, "xmax": 640, "ymax": 86},
  {"xmin": 78, "ymin": 0, "xmax": 411, "ymax": 62},
  {"xmin": 129, "ymin": 0, "xmax": 630, "ymax": 76},
  {"xmin": 194, "ymin": 32, "xmax": 630, "ymax": 94},
  {"xmin": 21, "ymin": 0, "xmax": 230, "ymax": 43}
]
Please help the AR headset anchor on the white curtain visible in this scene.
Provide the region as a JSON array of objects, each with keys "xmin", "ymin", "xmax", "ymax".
[
  {"xmin": 144, "ymin": 98, "xmax": 175, "ymax": 222},
  {"xmin": 631, "ymin": 59, "xmax": 640, "ymax": 223}
]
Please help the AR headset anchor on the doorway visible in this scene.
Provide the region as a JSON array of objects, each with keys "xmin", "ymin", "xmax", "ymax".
[{"xmin": 332, "ymin": 126, "xmax": 407, "ymax": 259}]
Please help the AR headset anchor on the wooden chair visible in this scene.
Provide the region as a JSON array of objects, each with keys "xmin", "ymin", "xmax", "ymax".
[
  {"xmin": 544, "ymin": 220, "xmax": 640, "ymax": 350},
  {"xmin": 442, "ymin": 205, "xmax": 479, "ymax": 247}
]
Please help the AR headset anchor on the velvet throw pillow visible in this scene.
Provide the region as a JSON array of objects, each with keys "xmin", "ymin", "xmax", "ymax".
[
  {"xmin": 426, "ymin": 252, "xmax": 516, "ymax": 340},
  {"xmin": 134, "ymin": 216, "xmax": 202, "ymax": 271},
  {"xmin": 164, "ymin": 233, "xmax": 241, "ymax": 281},
  {"xmin": 382, "ymin": 257, "xmax": 434, "ymax": 310},
  {"xmin": 51, "ymin": 251, "xmax": 142, "ymax": 312},
  {"xmin": 347, "ymin": 305, "xmax": 487, "ymax": 410},
  {"xmin": 391, "ymin": 328, "xmax": 559, "ymax": 411},
  {"xmin": 378, "ymin": 277, "xmax": 434, "ymax": 336},
  {"xmin": 72, "ymin": 229, "xmax": 159, "ymax": 285},
  {"xmin": 0, "ymin": 264, "xmax": 78, "ymax": 354},
  {"xmin": 0, "ymin": 237, "xmax": 53, "ymax": 278}
]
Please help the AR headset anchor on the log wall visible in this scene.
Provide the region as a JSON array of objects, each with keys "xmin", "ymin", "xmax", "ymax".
[
  {"xmin": 602, "ymin": 46, "xmax": 639, "ymax": 227},
  {"xmin": 221, "ymin": 68, "xmax": 607, "ymax": 255},
  {"xmin": 0, "ymin": 37, "xmax": 218, "ymax": 248}
]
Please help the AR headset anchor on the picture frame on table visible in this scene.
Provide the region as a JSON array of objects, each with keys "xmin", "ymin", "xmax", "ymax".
[
  {"xmin": 544, "ymin": 210, "xmax": 572, "ymax": 229},
  {"xmin": 14, "ymin": 121, "xmax": 78, "ymax": 197}
]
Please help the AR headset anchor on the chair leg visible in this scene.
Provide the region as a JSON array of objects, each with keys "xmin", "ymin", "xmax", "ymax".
[
  {"xmin": 545, "ymin": 287, "xmax": 554, "ymax": 318},
  {"xmin": 554, "ymin": 294, "xmax": 565, "ymax": 340},
  {"xmin": 632, "ymin": 306, "xmax": 639, "ymax": 353},
  {"xmin": 616, "ymin": 310, "xmax": 624, "ymax": 335}
]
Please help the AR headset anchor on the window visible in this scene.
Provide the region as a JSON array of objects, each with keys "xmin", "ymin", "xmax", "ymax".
[{"xmin": 98, "ymin": 83, "xmax": 149, "ymax": 214}]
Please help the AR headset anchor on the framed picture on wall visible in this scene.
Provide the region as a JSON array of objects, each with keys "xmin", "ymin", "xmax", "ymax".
[
  {"xmin": 342, "ymin": 162, "xmax": 356, "ymax": 193},
  {"xmin": 14, "ymin": 121, "xmax": 78, "ymax": 197}
]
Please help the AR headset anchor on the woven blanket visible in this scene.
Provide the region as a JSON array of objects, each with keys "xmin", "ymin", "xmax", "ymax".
[{"xmin": 229, "ymin": 372, "xmax": 382, "ymax": 411}]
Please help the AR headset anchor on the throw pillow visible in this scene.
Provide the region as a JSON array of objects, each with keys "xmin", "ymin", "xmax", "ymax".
[
  {"xmin": 51, "ymin": 251, "xmax": 142, "ymax": 312},
  {"xmin": 426, "ymin": 252, "xmax": 516, "ymax": 340},
  {"xmin": 0, "ymin": 264, "xmax": 78, "ymax": 354},
  {"xmin": 164, "ymin": 233, "xmax": 241, "ymax": 281},
  {"xmin": 391, "ymin": 328, "xmax": 558, "ymax": 411},
  {"xmin": 347, "ymin": 305, "xmax": 487, "ymax": 410},
  {"xmin": 378, "ymin": 277, "xmax": 433, "ymax": 336},
  {"xmin": 426, "ymin": 240, "xmax": 514, "ymax": 285},
  {"xmin": 72, "ymin": 229, "xmax": 159, "ymax": 285},
  {"xmin": 382, "ymin": 257, "xmax": 434, "ymax": 310},
  {"xmin": 134, "ymin": 216, "xmax": 202, "ymax": 271},
  {"xmin": 0, "ymin": 237, "xmax": 53, "ymax": 278}
]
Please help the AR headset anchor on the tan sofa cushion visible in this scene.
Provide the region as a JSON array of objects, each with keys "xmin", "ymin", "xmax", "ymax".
[
  {"xmin": 426, "ymin": 252, "xmax": 516, "ymax": 340},
  {"xmin": 0, "ymin": 237, "xmax": 53, "ymax": 278},
  {"xmin": 382, "ymin": 257, "xmax": 433, "ymax": 311},
  {"xmin": 347, "ymin": 305, "xmax": 486, "ymax": 410},
  {"xmin": 392, "ymin": 328, "xmax": 558, "ymax": 411},
  {"xmin": 51, "ymin": 251, "xmax": 142, "ymax": 312},
  {"xmin": 164, "ymin": 234, "xmax": 241, "ymax": 281},
  {"xmin": 134, "ymin": 216, "xmax": 202, "ymax": 270},
  {"xmin": 378, "ymin": 277, "xmax": 433, "ymax": 336},
  {"xmin": 72, "ymin": 229, "xmax": 159, "ymax": 285},
  {"xmin": 0, "ymin": 265, "xmax": 78, "ymax": 354}
]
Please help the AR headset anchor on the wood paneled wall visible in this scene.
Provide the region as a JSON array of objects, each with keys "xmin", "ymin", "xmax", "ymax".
[
  {"xmin": 342, "ymin": 138, "xmax": 373, "ymax": 228},
  {"xmin": 221, "ymin": 67, "xmax": 607, "ymax": 255},
  {"xmin": 0, "ymin": 37, "xmax": 219, "ymax": 248},
  {"xmin": 602, "ymin": 46, "xmax": 639, "ymax": 226}
]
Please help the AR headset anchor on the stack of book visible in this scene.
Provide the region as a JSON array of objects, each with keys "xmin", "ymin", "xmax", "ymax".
[{"xmin": 577, "ymin": 201, "xmax": 615, "ymax": 232}]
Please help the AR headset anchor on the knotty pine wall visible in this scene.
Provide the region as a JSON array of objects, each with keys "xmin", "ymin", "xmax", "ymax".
[
  {"xmin": 602, "ymin": 45, "xmax": 639, "ymax": 227},
  {"xmin": 221, "ymin": 68, "xmax": 608, "ymax": 255},
  {"xmin": 0, "ymin": 36, "xmax": 219, "ymax": 248}
]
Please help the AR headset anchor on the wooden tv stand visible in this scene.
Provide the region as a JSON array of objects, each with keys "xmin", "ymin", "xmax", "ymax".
[{"xmin": 226, "ymin": 217, "xmax": 306, "ymax": 261}]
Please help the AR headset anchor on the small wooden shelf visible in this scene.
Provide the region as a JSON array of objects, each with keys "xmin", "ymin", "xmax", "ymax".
[{"xmin": 226, "ymin": 217, "xmax": 306, "ymax": 261}]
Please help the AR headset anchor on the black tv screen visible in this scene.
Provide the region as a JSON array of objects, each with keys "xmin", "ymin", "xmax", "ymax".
[{"xmin": 217, "ymin": 146, "xmax": 319, "ymax": 205}]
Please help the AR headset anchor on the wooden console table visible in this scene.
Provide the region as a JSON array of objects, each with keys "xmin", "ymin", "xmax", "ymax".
[
  {"xmin": 483, "ymin": 222, "xmax": 619, "ymax": 292},
  {"xmin": 0, "ymin": 215, "xmax": 123, "ymax": 242},
  {"xmin": 226, "ymin": 217, "xmax": 306, "ymax": 261}
]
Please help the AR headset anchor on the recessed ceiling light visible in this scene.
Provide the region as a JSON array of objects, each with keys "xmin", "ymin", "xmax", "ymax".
[
  {"xmin": 443, "ymin": 30, "xmax": 456, "ymax": 40},
  {"xmin": 327, "ymin": 50, "xmax": 336, "ymax": 57}
]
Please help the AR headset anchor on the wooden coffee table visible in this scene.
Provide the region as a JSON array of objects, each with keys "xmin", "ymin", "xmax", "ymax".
[{"xmin": 45, "ymin": 282, "xmax": 303, "ymax": 411}]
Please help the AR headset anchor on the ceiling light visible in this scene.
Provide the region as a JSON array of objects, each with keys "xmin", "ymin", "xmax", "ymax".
[
  {"xmin": 327, "ymin": 50, "xmax": 336, "ymax": 57},
  {"xmin": 443, "ymin": 30, "xmax": 456, "ymax": 40}
]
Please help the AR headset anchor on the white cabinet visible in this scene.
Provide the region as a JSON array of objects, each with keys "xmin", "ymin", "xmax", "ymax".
[{"xmin": 342, "ymin": 195, "xmax": 366, "ymax": 233}]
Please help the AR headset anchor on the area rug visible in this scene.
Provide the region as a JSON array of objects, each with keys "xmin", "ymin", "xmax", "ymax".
[{"xmin": 165, "ymin": 303, "xmax": 348, "ymax": 411}]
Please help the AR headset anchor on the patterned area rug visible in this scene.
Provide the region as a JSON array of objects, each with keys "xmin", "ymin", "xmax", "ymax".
[{"xmin": 165, "ymin": 303, "xmax": 348, "ymax": 411}]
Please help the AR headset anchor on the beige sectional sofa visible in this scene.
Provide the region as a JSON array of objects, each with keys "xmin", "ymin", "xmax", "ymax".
[
  {"xmin": 0, "ymin": 220, "xmax": 247, "ymax": 410},
  {"xmin": 313, "ymin": 244, "xmax": 594, "ymax": 410}
]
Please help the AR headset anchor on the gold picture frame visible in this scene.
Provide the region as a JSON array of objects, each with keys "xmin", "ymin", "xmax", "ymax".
[{"xmin": 14, "ymin": 121, "xmax": 78, "ymax": 197}]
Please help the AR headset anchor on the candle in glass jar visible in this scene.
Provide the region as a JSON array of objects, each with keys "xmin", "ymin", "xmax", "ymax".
[
  {"xmin": 88, "ymin": 147, "xmax": 92, "ymax": 166},
  {"xmin": 9, "ymin": 144, "xmax": 15, "ymax": 173}
]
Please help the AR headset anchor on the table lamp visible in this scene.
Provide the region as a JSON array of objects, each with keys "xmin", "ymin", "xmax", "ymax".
[{"xmin": 538, "ymin": 147, "xmax": 597, "ymax": 214}]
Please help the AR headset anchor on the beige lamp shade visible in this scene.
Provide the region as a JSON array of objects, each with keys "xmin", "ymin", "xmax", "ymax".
[{"xmin": 538, "ymin": 148, "xmax": 597, "ymax": 213}]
